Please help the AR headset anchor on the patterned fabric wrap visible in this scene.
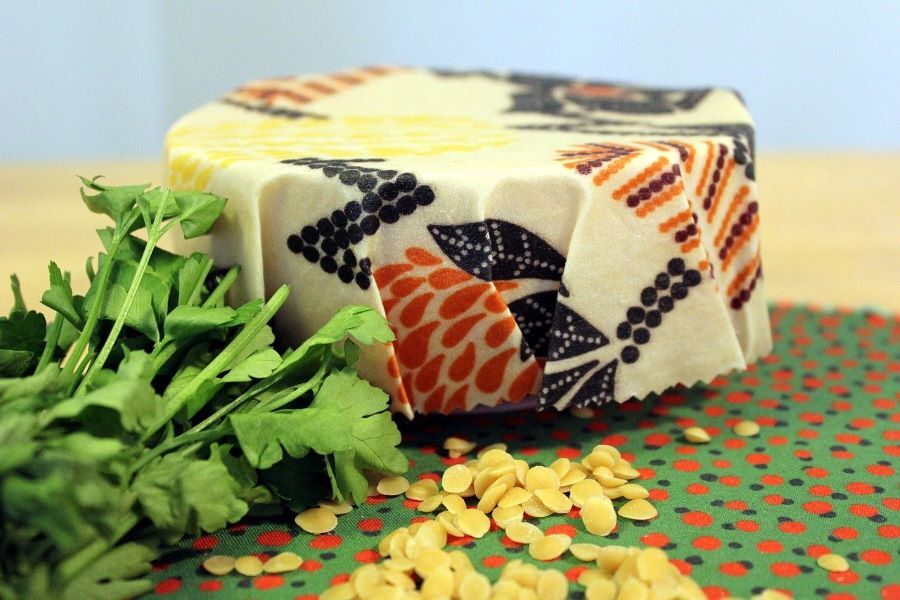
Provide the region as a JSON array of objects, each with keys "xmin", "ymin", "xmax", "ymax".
[{"xmin": 166, "ymin": 67, "xmax": 772, "ymax": 416}]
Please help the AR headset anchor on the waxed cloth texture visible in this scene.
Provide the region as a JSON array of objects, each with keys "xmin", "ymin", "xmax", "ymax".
[
  {"xmin": 166, "ymin": 68, "xmax": 771, "ymax": 416},
  {"xmin": 147, "ymin": 304, "xmax": 899, "ymax": 599}
]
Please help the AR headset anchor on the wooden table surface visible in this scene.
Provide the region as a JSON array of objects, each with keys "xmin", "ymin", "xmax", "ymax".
[{"xmin": 1, "ymin": 154, "xmax": 898, "ymax": 313}]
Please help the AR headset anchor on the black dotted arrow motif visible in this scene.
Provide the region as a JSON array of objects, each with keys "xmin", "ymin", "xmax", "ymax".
[
  {"xmin": 282, "ymin": 157, "xmax": 436, "ymax": 290},
  {"xmin": 537, "ymin": 257, "xmax": 703, "ymax": 410}
]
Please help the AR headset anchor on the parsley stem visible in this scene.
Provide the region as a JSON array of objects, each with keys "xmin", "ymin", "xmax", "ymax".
[
  {"xmin": 35, "ymin": 316, "xmax": 63, "ymax": 372},
  {"xmin": 60, "ymin": 209, "xmax": 139, "ymax": 389},
  {"xmin": 202, "ymin": 265, "xmax": 240, "ymax": 308},
  {"xmin": 140, "ymin": 284, "xmax": 290, "ymax": 442},
  {"xmin": 75, "ymin": 204, "xmax": 171, "ymax": 397}
]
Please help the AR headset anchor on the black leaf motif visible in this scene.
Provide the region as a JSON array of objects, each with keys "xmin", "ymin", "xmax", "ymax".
[
  {"xmin": 538, "ymin": 360, "xmax": 598, "ymax": 409},
  {"xmin": 570, "ymin": 360, "xmax": 618, "ymax": 408},
  {"xmin": 547, "ymin": 302, "xmax": 610, "ymax": 361},
  {"xmin": 428, "ymin": 219, "xmax": 566, "ymax": 282},
  {"xmin": 507, "ymin": 291, "xmax": 557, "ymax": 360}
]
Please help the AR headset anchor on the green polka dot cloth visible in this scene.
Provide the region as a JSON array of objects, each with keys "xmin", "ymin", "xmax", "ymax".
[{"xmin": 147, "ymin": 304, "xmax": 899, "ymax": 599}]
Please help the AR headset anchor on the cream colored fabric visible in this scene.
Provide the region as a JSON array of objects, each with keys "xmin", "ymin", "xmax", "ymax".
[{"xmin": 166, "ymin": 67, "xmax": 771, "ymax": 417}]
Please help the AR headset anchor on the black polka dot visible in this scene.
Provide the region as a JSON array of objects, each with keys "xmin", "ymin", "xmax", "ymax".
[
  {"xmin": 321, "ymin": 238, "xmax": 338, "ymax": 256},
  {"xmin": 347, "ymin": 224, "xmax": 363, "ymax": 244},
  {"xmin": 300, "ymin": 225, "xmax": 319, "ymax": 244},
  {"xmin": 667, "ymin": 258, "xmax": 685, "ymax": 276},
  {"xmin": 317, "ymin": 218, "xmax": 334, "ymax": 236},
  {"xmin": 616, "ymin": 322, "xmax": 631, "ymax": 340},
  {"xmin": 379, "ymin": 205, "xmax": 400, "ymax": 224},
  {"xmin": 321, "ymin": 256, "xmax": 338, "ymax": 273},
  {"xmin": 337, "ymin": 265, "xmax": 354, "ymax": 283},
  {"xmin": 645, "ymin": 310, "xmax": 662, "ymax": 328},
  {"xmin": 343, "ymin": 249, "xmax": 357, "ymax": 267},
  {"xmin": 338, "ymin": 169, "xmax": 359, "ymax": 185},
  {"xmin": 683, "ymin": 269, "xmax": 702, "ymax": 287},
  {"xmin": 671, "ymin": 283, "xmax": 688, "ymax": 300},
  {"xmin": 359, "ymin": 258, "xmax": 372, "ymax": 275},
  {"xmin": 414, "ymin": 186, "xmax": 435, "ymax": 205},
  {"xmin": 302, "ymin": 246, "xmax": 319, "ymax": 263},
  {"xmin": 658, "ymin": 296, "xmax": 674, "ymax": 312},
  {"xmin": 333, "ymin": 229, "xmax": 350, "ymax": 249},
  {"xmin": 361, "ymin": 216, "xmax": 380, "ymax": 235},
  {"xmin": 396, "ymin": 172, "xmax": 417, "ymax": 191},
  {"xmin": 357, "ymin": 174, "xmax": 377, "ymax": 192},
  {"xmin": 397, "ymin": 195, "xmax": 417, "ymax": 215},
  {"xmin": 655, "ymin": 272, "xmax": 670, "ymax": 290},
  {"xmin": 355, "ymin": 273, "xmax": 371, "ymax": 289},
  {"xmin": 331, "ymin": 210, "xmax": 347, "ymax": 228},
  {"xmin": 633, "ymin": 328, "xmax": 650, "ymax": 344},
  {"xmin": 287, "ymin": 235, "xmax": 304, "ymax": 253},
  {"xmin": 627, "ymin": 306, "xmax": 645, "ymax": 325},
  {"xmin": 621, "ymin": 345, "xmax": 640, "ymax": 363},
  {"xmin": 640, "ymin": 287, "xmax": 657, "ymax": 307},
  {"xmin": 345, "ymin": 201, "xmax": 361, "ymax": 222},
  {"xmin": 378, "ymin": 181, "xmax": 399, "ymax": 202},
  {"xmin": 361, "ymin": 192, "xmax": 381, "ymax": 213},
  {"xmin": 376, "ymin": 169, "xmax": 397, "ymax": 179}
]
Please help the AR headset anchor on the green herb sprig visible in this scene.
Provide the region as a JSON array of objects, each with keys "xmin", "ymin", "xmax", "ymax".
[{"xmin": 0, "ymin": 178, "xmax": 407, "ymax": 599}]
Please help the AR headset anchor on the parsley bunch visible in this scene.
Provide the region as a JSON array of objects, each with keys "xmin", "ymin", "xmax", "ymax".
[{"xmin": 0, "ymin": 178, "xmax": 407, "ymax": 599}]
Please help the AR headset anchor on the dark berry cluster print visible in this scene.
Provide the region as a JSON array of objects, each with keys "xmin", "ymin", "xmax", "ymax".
[
  {"xmin": 283, "ymin": 158, "xmax": 436, "ymax": 289},
  {"xmin": 615, "ymin": 258, "xmax": 702, "ymax": 365}
]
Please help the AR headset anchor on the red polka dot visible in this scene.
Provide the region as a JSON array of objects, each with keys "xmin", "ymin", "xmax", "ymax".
[
  {"xmin": 868, "ymin": 464, "xmax": 894, "ymax": 477},
  {"xmin": 310, "ymin": 534, "xmax": 342, "ymax": 549},
  {"xmin": 557, "ymin": 447, "xmax": 581, "ymax": 459},
  {"xmin": 648, "ymin": 488, "xmax": 669, "ymax": 501},
  {"xmin": 829, "ymin": 570, "xmax": 860, "ymax": 585},
  {"xmin": 847, "ymin": 482, "xmax": 876, "ymax": 495},
  {"xmin": 300, "ymin": 560, "xmax": 322, "ymax": 572},
  {"xmin": 861, "ymin": 549, "xmax": 892, "ymax": 565},
  {"xmin": 670, "ymin": 559, "xmax": 692, "ymax": 575},
  {"xmin": 354, "ymin": 549, "xmax": 380, "ymax": 563},
  {"xmin": 850, "ymin": 503, "xmax": 878, "ymax": 518},
  {"xmin": 191, "ymin": 536, "xmax": 218, "ymax": 551},
  {"xmin": 483, "ymin": 555, "xmax": 506, "ymax": 568},
  {"xmin": 725, "ymin": 500, "xmax": 748, "ymax": 511},
  {"xmin": 805, "ymin": 467, "xmax": 829, "ymax": 478},
  {"xmin": 833, "ymin": 526, "xmax": 859, "ymax": 540},
  {"xmin": 720, "ymin": 475, "xmax": 741, "ymax": 487},
  {"xmin": 758, "ymin": 540, "xmax": 783, "ymax": 553},
  {"xmin": 807, "ymin": 545, "xmax": 830, "ymax": 558},
  {"xmin": 519, "ymin": 446, "xmax": 538, "ymax": 456},
  {"xmin": 331, "ymin": 573, "xmax": 350, "ymax": 585},
  {"xmin": 779, "ymin": 521, "xmax": 806, "ymax": 534},
  {"xmin": 723, "ymin": 438, "xmax": 746, "ymax": 450},
  {"xmin": 687, "ymin": 483, "xmax": 709, "ymax": 495},
  {"xmin": 674, "ymin": 459, "xmax": 700, "ymax": 472},
  {"xmin": 198, "ymin": 580, "xmax": 223, "ymax": 592},
  {"xmin": 365, "ymin": 494, "xmax": 387, "ymax": 504},
  {"xmin": 804, "ymin": 501, "xmax": 833, "ymax": 515},
  {"xmin": 810, "ymin": 485, "xmax": 833, "ymax": 496},
  {"xmin": 545, "ymin": 524, "xmax": 577, "ymax": 538},
  {"xmin": 253, "ymin": 575, "xmax": 284, "ymax": 590},
  {"xmin": 357, "ymin": 518, "xmax": 383, "ymax": 532},
  {"xmin": 501, "ymin": 535, "xmax": 522, "ymax": 549},
  {"xmin": 771, "ymin": 562, "xmax": 801, "ymax": 577},
  {"xmin": 765, "ymin": 494, "xmax": 785, "ymax": 505},
  {"xmin": 566, "ymin": 566, "xmax": 589, "ymax": 581},
  {"xmin": 644, "ymin": 433, "xmax": 670, "ymax": 447},
  {"xmin": 257, "ymin": 530, "xmax": 292, "ymax": 547},
  {"xmin": 881, "ymin": 584, "xmax": 900, "ymax": 600},
  {"xmin": 746, "ymin": 453, "xmax": 771, "ymax": 466},
  {"xmin": 682, "ymin": 511, "xmax": 713, "ymax": 527},
  {"xmin": 720, "ymin": 561, "xmax": 747, "ymax": 576},
  {"xmin": 878, "ymin": 525, "xmax": 900, "ymax": 538},
  {"xmin": 883, "ymin": 498, "xmax": 900, "ymax": 511},
  {"xmin": 693, "ymin": 536, "xmax": 721, "ymax": 551},
  {"xmin": 736, "ymin": 520, "xmax": 759, "ymax": 532},
  {"xmin": 704, "ymin": 586, "xmax": 732, "ymax": 600},
  {"xmin": 762, "ymin": 474, "xmax": 784, "ymax": 485},
  {"xmin": 155, "ymin": 578, "xmax": 182, "ymax": 595},
  {"xmin": 641, "ymin": 532, "xmax": 670, "ymax": 547}
]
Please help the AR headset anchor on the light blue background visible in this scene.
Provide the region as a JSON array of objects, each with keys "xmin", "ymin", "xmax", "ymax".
[{"xmin": 2, "ymin": 1, "xmax": 898, "ymax": 160}]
